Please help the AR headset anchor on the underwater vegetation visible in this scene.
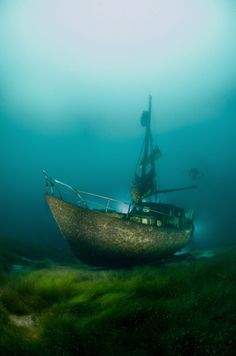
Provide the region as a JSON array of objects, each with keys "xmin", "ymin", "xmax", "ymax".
[{"xmin": 0, "ymin": 244, "xmax": 236, "ymax": 356}]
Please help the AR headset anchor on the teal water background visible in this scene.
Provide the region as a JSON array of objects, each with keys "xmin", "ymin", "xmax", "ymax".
[{"xmin": 0, "ymin": 0, "xmax": 235, "ymax": 255}]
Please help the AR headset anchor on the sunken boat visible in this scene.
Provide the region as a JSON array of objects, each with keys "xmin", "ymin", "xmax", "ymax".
[{"xmin": 45, "ymin": 96, "xmax": 195, "ymax": 267}]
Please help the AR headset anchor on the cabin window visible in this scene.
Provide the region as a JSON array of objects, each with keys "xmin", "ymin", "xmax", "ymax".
[
  {"xmin": 130, "ymin": 216, "xmax": 141, "ymax": 223},
  {"xmin": 185, "ymin": 209, "xmax": 193, "ymax": 220},
  {"xmin": 169, "ymin": 217, "xmax": 179, "ymax": 228},
  {"xmin": 156, "ymin": 220, "xmax": 162, "ymax": 227},
  {"xmin": 142, "ymin": 218, "xmax": 148, "ymax": 224}
]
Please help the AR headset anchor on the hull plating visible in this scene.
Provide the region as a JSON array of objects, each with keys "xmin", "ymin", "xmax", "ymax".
[{"xmin": 46, "ymin": 195, "xmax": 193, "ymax": 266}]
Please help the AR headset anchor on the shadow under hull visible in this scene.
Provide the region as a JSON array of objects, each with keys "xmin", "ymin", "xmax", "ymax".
[{"xmin": 46, "ymin": 195, "xmax": 193, "ymax": 267}]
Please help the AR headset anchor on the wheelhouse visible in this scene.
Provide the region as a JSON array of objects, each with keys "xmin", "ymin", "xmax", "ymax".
[{"xmin": 128, "ymin": 202, "xmax": 190, "ymax": 229}]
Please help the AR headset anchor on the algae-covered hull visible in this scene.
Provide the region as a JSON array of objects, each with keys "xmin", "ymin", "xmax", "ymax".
[{"xmin": 46, "ymin": 195, "xmax": 193, "ymax": 267}]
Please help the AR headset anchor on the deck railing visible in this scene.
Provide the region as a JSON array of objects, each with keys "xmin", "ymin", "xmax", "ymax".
[{"xmin": 43, "ymin": 171, "xmax": 130, "ymax": 214}]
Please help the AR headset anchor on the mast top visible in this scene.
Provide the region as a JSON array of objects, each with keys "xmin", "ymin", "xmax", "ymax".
[
  {"xmin": 140, "ymin": 95, "xmax": 152, "ymax": 128},
  {"xmin": 148, "ymin": 95, "xmax": 152, "ymax": 118}
]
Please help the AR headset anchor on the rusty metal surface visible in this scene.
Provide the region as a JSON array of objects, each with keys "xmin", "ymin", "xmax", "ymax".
[{"xmin": 46, "ymin": 195, "xmax": 193, "ymax": 266}]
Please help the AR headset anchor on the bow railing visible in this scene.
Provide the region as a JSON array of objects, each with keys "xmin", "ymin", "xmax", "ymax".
[{"xmin": 43, "ymin": 171, "xmax": 130, "ymax": 214}]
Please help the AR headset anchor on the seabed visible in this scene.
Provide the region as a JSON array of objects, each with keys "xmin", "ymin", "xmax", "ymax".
[{"xmin": 0, "ymin": 237, "xmax": 236, "ymax": 356}]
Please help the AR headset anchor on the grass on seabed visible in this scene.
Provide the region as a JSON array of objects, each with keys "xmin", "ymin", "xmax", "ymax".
[{"xmin": 0, "ymin": 247, "xmax": 236, "ymax": 356}]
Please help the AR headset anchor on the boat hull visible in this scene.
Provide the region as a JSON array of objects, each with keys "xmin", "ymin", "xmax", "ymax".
[{"xmin": 46, "ymin": 195, "xmax": 193, "ymax": 267}]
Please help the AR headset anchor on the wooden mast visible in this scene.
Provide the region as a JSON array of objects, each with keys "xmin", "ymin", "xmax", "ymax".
[
  {"xmin": 131, "ymin": 96, "xmax": 159, "ymax": 203},
  {"xmin": 141, "ymin": 95, "xmax": 152, "ymax": 178}
]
